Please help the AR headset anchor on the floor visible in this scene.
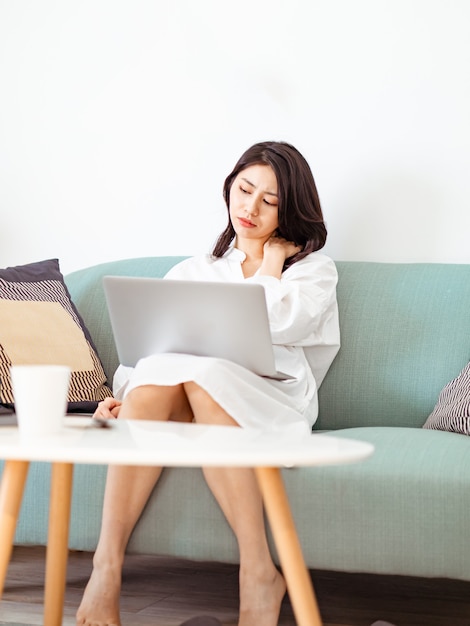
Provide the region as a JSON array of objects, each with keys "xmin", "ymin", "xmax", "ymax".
[{"xmin": 1, "ymin": 547, "xmax": 470, "ymax": 626}]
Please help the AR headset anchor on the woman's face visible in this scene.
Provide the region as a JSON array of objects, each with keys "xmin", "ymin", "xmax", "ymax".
[{"xmin": 229, "ymin": 164, "xmax": 279, "ymax": 244}]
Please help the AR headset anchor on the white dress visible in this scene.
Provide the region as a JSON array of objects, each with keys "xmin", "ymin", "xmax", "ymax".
[{"xmin": 113, "ymin": 248, "xmax": 340, "ymax": 435}]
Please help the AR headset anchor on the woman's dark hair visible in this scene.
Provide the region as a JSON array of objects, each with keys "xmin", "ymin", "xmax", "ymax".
[{"xmin": 212, "ymin": 141, "xmax": 327, "ymax": 270}]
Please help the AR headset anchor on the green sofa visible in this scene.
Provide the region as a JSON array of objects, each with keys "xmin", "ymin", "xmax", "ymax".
[{"xmin": 8, "ymin": 257, "xmax": 470, "ymax": 582}]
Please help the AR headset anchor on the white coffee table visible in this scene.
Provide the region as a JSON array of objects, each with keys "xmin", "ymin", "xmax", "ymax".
[{"xmin": 0, "ymin": 417, "xmax": 374, "ymax": 626}]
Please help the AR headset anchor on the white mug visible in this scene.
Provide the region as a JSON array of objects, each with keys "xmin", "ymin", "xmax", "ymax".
[{"xmin": 10, "ymin": 364, "xmax": 71, "ymax": 438}]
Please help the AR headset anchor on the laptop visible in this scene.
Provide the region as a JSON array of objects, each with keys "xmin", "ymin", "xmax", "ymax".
[{"xmin": 102, "ymin": 275, "xmax": 292, "ymax": 381}]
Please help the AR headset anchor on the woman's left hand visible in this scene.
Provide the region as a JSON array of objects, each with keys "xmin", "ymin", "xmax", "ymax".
[{"xmin": 93, "ymin": 397, "xmax": 122, "ymax": 420}]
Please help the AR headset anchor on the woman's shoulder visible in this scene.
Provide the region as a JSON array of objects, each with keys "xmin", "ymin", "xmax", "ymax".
[
  {"xmin": 287, "ymin": 251, "xmax": 337, "ymax": 274},
  {"xmin": 301, "ymin": 250, "xmax": 335, "ymax": 264}
]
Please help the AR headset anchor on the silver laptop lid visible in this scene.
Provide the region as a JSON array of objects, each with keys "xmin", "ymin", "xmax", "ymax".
[{"xmin": 102, "ymin": 276, "xmax": 290, "ymax": 380}]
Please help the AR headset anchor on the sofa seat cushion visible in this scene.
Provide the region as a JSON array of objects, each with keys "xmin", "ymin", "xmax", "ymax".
[{"xmin": 281, "ymin": 426, "xmax": 470, "ymax": 580}]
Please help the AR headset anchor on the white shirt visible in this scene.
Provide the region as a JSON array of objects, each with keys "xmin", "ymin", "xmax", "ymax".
[{"xmin": 161, "ymin": 247, "xmax": 340, "ymax": 427}]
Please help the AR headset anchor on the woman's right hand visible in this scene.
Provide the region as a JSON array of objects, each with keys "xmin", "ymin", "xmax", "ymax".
[
  {"xmin": 93, "ymin": 397, "xmax": 122, "ymax": 420},
  {"xmin": 263, "ymin": 234, "xmax": 302, "ymax": 260},
  {"xmin": 259, "ymin": 235, "xmax": 302, "ymax": 279}
]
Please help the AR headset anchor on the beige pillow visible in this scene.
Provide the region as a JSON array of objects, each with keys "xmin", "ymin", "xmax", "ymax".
[{"xmin": 0, "ymin": 258, "xmax": 113, "ymax": 412}]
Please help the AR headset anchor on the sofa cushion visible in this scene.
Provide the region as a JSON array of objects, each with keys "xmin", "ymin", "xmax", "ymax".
[
  {"xmin": 289, "ymin": 426, "xmax": 470, "ymax": 579},
  {"xmin": 423, "ymin": 361, "xmax": 470, "ymax": 435},
  {"xmin": 0, "ymin": 259, "xmax": 113, "ymax": 411},
  {"xmin": 316, "ymin": 262, "xmax": 470, "ymax": 430}
]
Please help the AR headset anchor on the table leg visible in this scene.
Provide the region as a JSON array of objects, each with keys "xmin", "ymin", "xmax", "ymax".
[
  {"xmin": 44, "ymin": 462, "xmax": 74, "ymax": 626},
  {"xmin": 254, "ymin": 466, "xmax": 323, "ymax": 626},
  {"xmin": 0, "ymin": 460, "xmax": 30, "ymax": 598}
]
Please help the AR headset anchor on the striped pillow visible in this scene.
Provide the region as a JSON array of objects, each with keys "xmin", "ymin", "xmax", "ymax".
[
  {"xmin": 0, "ymin": 258, "xmax": 113, "ymax": 412},
  {"xmin": 423, "ymin": 361, "xmax": 470, "ymax": 434}
]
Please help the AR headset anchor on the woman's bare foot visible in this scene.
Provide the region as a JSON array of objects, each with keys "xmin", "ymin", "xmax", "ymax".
[
  {"xmin": 76, "ymin": 563, "xmax": 122, "ymax": 626},
  {"xmin": 238, "ymin": 566, "xmax": 286, "ymax": 626}
]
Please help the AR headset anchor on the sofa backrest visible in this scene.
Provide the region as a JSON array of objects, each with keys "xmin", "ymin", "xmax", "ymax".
[
  {"xmin": 66, "ymin": 257, "xmax": 470, "ymax": 430},
  {"xmin": 316, "ymin": 261, "xmax": 470, "ymax": 430},
  {"xmin": 65, "ymin": 257, "xmax": 188, "ymax": 386}
]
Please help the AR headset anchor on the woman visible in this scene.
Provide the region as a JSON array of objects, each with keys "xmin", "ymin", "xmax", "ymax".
[{"xmin": 76, "ymin": 141, "xmax": 340, "ymax": 626}]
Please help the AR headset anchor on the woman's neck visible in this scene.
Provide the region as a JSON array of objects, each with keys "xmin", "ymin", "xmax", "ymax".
[
  {"xmin": 234, "ymin": 238, "xmax": 265, "ymax": 278},
  {"xmin": 234, "ymin": 237, "xmax": 265, "ymax": 263}
]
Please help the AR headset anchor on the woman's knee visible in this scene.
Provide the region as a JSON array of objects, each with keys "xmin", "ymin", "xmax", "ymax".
[
  {"xmin": 123, "ymin": 384, "xmax": 192, "ymax": 421},
  {"xmin": 184, "ymin": 381, "xmax": 238, "ymax": 426},
  {"xmin": 183, "ymin": 382, "xmax": 210, "ymax": 415}
]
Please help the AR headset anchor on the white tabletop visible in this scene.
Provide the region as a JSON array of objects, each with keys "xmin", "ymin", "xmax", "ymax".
[{"xmin": 0, "ymin": 417, "xmax": 374, "ymax": 468}]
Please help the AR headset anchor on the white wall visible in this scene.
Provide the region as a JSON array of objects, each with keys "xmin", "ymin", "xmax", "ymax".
[{"xmin": 1, "ymin": 0, "xmax": 469, "ymax": 274}]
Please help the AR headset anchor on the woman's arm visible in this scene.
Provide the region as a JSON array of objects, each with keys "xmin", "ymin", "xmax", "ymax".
[{"xmin": 247, "ymin": 252, "xmax": 339, "ymax": 347}]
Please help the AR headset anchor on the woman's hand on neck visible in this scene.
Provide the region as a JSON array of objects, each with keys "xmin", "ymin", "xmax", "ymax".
[{"xmin": 236, "ymin": 235, "xmax": 301, "ymax": 279}]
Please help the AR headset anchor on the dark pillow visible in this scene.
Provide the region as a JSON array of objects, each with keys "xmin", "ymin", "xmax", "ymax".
[
  {"xmin": 0, "ymin": 259, "xmax": 113, "ymax": 413},
  {"xmin": 423, "ymin": 361, "xmax": 470, "ymax": 435}
]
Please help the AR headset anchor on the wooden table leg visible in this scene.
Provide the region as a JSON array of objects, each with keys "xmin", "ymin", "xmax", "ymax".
[
  {"xmin": 44, "ymin": 462, "xmax": 74, "ymax": 626},
  {"xmin": 0, "ymin": 460, "xmax": 30, "ymax": 598},
  {"xmin": 255, "ymin": 466, "xmax": 323, "ymax": 626}
]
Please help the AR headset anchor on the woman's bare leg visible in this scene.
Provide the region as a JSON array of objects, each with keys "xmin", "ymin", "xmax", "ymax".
[
  {"xmin": 184, "ymin": 382, "xmax": 286, "ymax": 626},
  {"xmin": 76, "ymin": 385, "xmax": 193, "ymax": 626}
]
